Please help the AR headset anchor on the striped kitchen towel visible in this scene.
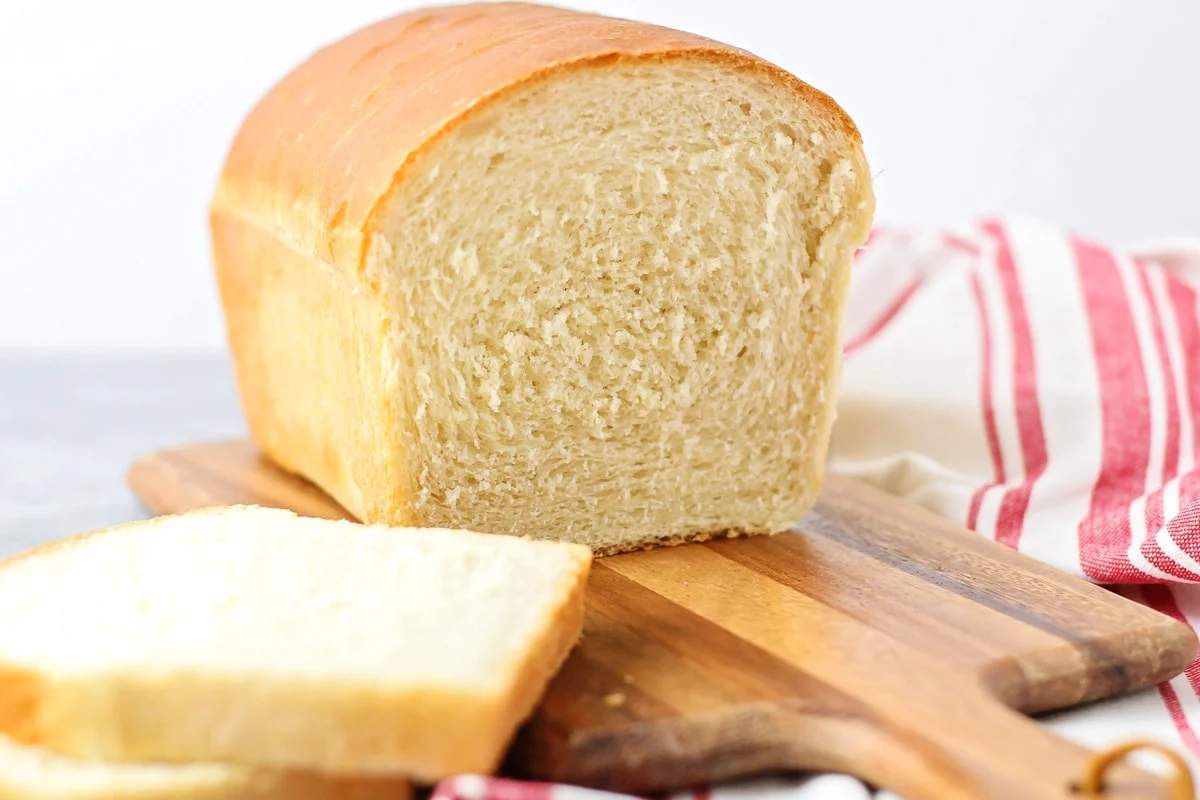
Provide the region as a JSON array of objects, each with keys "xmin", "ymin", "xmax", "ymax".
[
  {"xmin": 832, "ymin": 217, "xmax": 1200, "ymax": 772},
  {"xmin": 433, "ymin": 218, "xmax": 1200, "ymax": 799}
]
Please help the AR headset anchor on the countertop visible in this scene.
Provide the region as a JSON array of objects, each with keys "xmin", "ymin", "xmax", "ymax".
[{"xmin": 0, "ymin": 351, "xmax": 245, "ymax": 554}]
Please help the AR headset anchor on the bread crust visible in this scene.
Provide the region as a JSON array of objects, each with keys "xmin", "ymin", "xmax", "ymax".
[
  {"xmin": 0, "ymin": 731, "xmax": 412, "ymax": 800},
  {"xmin": 0, "ymin": 665, "xmax": 409, "ymax": 799},
  {"xmin": 0, "ymin": 508, "xmax": 591, "ymax": 780},
  {"xmin": 210, "ymin": 2, "xmax": 862, "ymax": 284},
  {"xmin": 210, "ymin": 1, "xmax": 869, "ymax": 533},
  {"xmin": 211, "ymin": 213, "xmax": 398, "ymax": 521}
]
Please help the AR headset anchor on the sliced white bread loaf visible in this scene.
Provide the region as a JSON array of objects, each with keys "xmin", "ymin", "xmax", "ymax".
[
  {"xmin": 0, "ymin": 506, "xmax": 591, "ymax": 780},
  {"xmin": 0, "ymin": 735, "xmax": 410, "ymax": 800},
  {"xmin": 211, "ymin": 2, "xmax": 876, "ymax": 555}
]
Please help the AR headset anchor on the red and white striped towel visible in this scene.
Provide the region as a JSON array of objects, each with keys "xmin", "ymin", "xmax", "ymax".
[{"xmin": 433, "ymin": 218, "xmax": 1200, "ymax": 799}]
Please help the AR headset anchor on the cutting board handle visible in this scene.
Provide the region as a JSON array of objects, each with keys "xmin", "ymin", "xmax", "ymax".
[{"xmin": 792, "ymin": 680, "xmax": 1184, "ymax": 799}]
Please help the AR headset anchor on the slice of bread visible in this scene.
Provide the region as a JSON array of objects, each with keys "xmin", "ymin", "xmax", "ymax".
[
  {"xmin": 0, "ymin": 506, "xmax": 591, "ymax": 780},
  {"xmin": 211, "ymin": 2, "xmax": 876, "ymax": 555},
  {"xmin": 0, "ymin": 735, "xmax": 410, "ymax": 800}
]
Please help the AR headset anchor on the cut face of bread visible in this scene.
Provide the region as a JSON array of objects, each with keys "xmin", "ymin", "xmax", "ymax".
[
  {"xmin": 383, "ymin": 60, "xmax": 872, "ymax": 553},
  {"xmin": 0, "ymin": 507, "xmax": 591, "ymax": 780},
  {"xmin": 0, "ymin": 735, "xmax": 410, "ymax": 800},
  {"xmin": 211, "ymin": 3, "xmax": 875, "ymax": 554}
]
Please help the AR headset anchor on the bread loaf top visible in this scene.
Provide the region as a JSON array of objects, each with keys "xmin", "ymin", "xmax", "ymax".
[{"xmin": 210, "ymin": 1, "xmax": 862, "ymax": 285}]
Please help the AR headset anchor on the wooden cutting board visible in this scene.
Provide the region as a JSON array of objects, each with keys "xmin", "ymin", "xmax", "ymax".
[{"xmin": 129, "ymin": 440, "xmax": 1197, "ymax": 800}]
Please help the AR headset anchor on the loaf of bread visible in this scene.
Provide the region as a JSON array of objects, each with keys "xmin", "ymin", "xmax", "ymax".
[
  {"xmin": 0, "ymin": 506, "xmax": 590, "ymax": 780},
  {"xmin": 211, "ymin": 2, "xmax": 875, "ymax": 554},
  {"xmin": 0, "ymin": 735, "xmax": 410, "ymax": 800}
]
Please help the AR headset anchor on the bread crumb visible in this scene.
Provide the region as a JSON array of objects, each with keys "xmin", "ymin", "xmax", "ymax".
[{"xmin": 604, "ymin": 692, "xmax": 626, "ymax": 707}]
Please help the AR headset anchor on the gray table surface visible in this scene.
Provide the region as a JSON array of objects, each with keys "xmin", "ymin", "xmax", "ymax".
[
  {"xmin": 0, "ymin": 351, "xmax": 246, "ymax": 555},
  {"xmin": 0, "ymin": 350, "xmax": 1171, "ymax": 790}
]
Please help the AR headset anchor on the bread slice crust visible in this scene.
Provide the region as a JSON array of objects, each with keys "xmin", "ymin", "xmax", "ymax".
[{"xmin": 0, "ymin": 733, "xmax": 413, "ymax": 800}]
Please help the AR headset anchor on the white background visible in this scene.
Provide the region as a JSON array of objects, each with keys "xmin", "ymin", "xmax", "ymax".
[{"xmin": 1, "ymin": 0, "xmax": 1197, "ymax": 350}]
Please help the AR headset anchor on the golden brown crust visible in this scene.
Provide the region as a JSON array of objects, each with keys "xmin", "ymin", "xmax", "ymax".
[
  {"xmin": 591, "ymin": 527, "xmax": 777, "ymax": 558},
  {"xmin": 0, "ymin": 664, "xmax": 42, "ymax": 746},
  {"xmin": 209, "ymin": 1, "xmax": 862, "ymax": 286},
  {"xmin": 211, "ymin": 214, "xmax": 403, "ymax": 521}
]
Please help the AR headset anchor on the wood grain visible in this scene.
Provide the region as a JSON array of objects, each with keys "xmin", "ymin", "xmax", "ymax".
[{"xmin": 128, "ymin": 440, "xmax": 1198, "ymax": 800}]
